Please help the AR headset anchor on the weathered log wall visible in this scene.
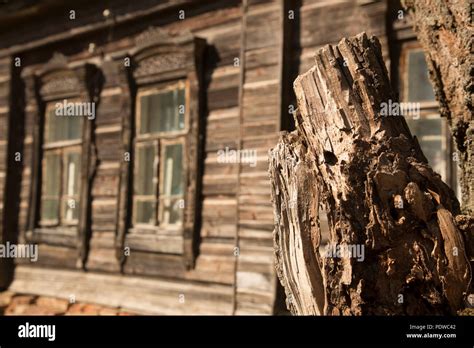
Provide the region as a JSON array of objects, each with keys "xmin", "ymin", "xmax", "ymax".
[
  {"xmin": 1, "ymin": 0, "xmax": 451, "ymax": 315},
  {"xmin": 296, "ymin": 0, "xmax": 389, "ymax": 75},
  {"xmin": 4, "ymin": 1, "xmax": 245, "ymax": 314},
  {"xmin": 233, "ymin": 0, "xmax": 283, "ymax": 315},
  {"xmin": 0, "ymin": 0, "xmax": 289, "ymax": 314}
]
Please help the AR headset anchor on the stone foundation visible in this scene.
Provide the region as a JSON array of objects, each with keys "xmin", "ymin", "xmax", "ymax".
[{"xmin": 0, "ymin": 291, "xmax": 136, "ymax": 315}]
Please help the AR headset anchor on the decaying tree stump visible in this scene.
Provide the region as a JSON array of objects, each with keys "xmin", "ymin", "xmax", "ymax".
[
  {"xmin": 269, "ymin": 33, "xmax": 472, "ymax": 315},
  {"xmin": 402, "ymin": 0, "xmax": 473, "ymax": 215}
]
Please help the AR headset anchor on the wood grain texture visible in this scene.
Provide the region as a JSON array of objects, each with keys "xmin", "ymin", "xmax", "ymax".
[
  {"xmin": 402, "ymin": 0, "xmax": 474, "ymax": 215},
  {"xmin": 269, "ymin": 33, "xmax": 471, "ymax": 315},
  {"xmin": 9, "ymin": 265, "xmax": 233, "ymax": 315}
]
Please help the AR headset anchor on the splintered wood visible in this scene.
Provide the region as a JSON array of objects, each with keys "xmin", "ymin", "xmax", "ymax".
[
  {"xmin": 269, "ymin": 33, "xmax": 472, "ymax": 315},
  {"xmin": 403, "ymin": 0, "xmax": 474, "ymax": 216}
]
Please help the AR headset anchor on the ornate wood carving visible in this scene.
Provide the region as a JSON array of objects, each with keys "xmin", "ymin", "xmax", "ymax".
[
  {"xmin": 37, "ymin": 53, "xmax": 81, "ymax": 100},
  {"xmin": 40, "ymin": 74, "xmax": 81, "ymax": 99},
  {"xmin": 133, "ymin": 53, "xmax": 188, "ymax": 78},
  {"xmin": 130, "ymin": 27, "xmax": 199, "ymax": 85}
]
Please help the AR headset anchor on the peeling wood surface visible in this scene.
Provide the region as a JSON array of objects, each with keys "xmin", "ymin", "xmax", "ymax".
[
  {"xmin": 9, "ymin": 265, "xmax": 233, "ymax": 315},
  {"xmin": 270, "ymin": 131, "xmax": 325, "ymax": 315},
  {"xmin": 402, "ymin": 0, "xmax": 474, "ymax": 215},
  {"xmin": 269, "ymin": 33, "xmax": 472, "ymax": 315}
]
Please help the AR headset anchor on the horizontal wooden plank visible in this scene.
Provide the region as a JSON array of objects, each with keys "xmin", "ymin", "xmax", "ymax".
[
  {"xmin": 187, "ymin": 253, "xmax": 235, "ymax": 285},
  {"xmin": 245, "ymin": 5, "xmax": 280, "ymax": 51},
  {"xmin": 203, "ymin": 173, "xmax": 238, "ymax": 195},
  {"xmin": 245, "ymin": 46, "xmax": 279, "ymax": 69},
  {"xmin": 204, "ymin": 155, "xmax": 240, "ymax": 175},
  {"xmin": 9, "ymin": 265, "xmax": 234, "ymax": 315},
  {"xmin": 91, "ymin": 198, "xmax": 117, "ymax": 230},
  {"xmin": 96, "ymin": 93, "xmax": 124, "ymax": 126},
  {"xmin": 86, "ymin": 247, "xmax": 121, "ymax": 273},
  {"xmin": 235, "ymin": 288, "xmax": 274, "ymax": 314},
  {"xmin": 89, "ymin": 230, "xmax": 116, "ymax": 249},
  {"xmin": 15, "ymin": 244, "xmax": 77, "ymax": 269},
  {"xmin": 236, "ymin": 270, "xmax": 274, "ymax": 292},
  {"xmin": 299, "ymin": 1, "xmax": 386, "ymax": 49},
  {"xmin": 205, "ymin": 108, "xmax": 239, "ymax": 152},
  {"xmin": 125, "ymin": 233, "xmax": 184, "ymax": 254},
  {"xmin": 95, "ymin": 129, "xmax": 122, "ymax": 162},
  {"xmin": 91, "ymin": 166, "xmax": 120, "ymax": 197},
  {"xmin": 123, "ymin": 251, "xmax": 187, "ymax": 278},
  {"xmin": 202, "ymin": 197, "xmax": 237, "ymax": 222},
  {"xmin": 202, "ymin": 222, "xmax": 236, "ymax": 239},
  {"xmin": 207, "ymin": 86, "xmax": 239, "ymax": 110},
  {"xmin": 207, "ymin": 65, "xmax": 240, "ymax": 91}
]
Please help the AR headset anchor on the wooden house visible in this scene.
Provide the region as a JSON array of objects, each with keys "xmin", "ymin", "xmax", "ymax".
[{"xmin": 0, "ymin": 0, "xmax": 459, "ymax": 314}]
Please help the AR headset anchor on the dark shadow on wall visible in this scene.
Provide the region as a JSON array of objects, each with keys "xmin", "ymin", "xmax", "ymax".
[
  {"xmin": 280, "ymin": 0, "xmax": 301, "ymax": 133},
  {"xmin": 0, "ymin": 57, "xmax": 25, "ymax": 290},
  {"xmin": 273, "ymin": 0, "xmax": 302, "ymax": 316}
]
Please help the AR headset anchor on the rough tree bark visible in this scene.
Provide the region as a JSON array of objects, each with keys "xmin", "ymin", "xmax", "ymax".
[
  {"xmin": 269, "ymin": 33, "xmax": 472, "ymax": 315},
  {"xmin": 402, "ymin": 0, "xmax": 473, "ymax": 215}
]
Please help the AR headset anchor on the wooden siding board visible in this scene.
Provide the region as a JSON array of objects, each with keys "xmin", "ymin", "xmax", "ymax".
[{"xmin": 10, "ymin": 265, "xmax": 234, "ymax": 315}]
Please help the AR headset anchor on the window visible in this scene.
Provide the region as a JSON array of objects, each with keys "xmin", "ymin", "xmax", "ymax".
[
  {"xmin": 405, "ymin": 50, "xmax": 435, "ymax": 103},
  {"xmin": 138, "ymin": 88, "xmax": 185, "ymax": 134},
  {"xmin": 21, "ymin": 54, "xmax": 99, "ymax": 268},
  {"xmin": 405, "ymin": 117, "xmax": 447, "ymax": 179},
  {"xmin": 117, "ymin": 27, "xmax": 205, "ymax": 267},
  {"xmin": 40, "ymin": 102, "xmax": 82, "ymax": 226},
  {"xmin": 160, "ymin": 141, "xmax": 184, "ymax": 225},
  {"xmin": 133, "ymin": 82, "xmax": 186, "ymax": 227},
  {"xmin": 400, "ymin": 46, "xmax": 460, "ymax": 197}
]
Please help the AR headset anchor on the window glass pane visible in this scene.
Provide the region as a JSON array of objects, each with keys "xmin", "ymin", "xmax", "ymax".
[
  {"xmin": 161, "ymin": 198, "xmax": 183, "ymax": 225},
  {"xmin": 139, "ymin": 88, "xmax": 185, "ymax": 134},
  {"xmin": 45, "ymin": 108, "xmax": 58, "ymax": 143},
  {"xmin": 65, "ymin": 152, "xmax": 81, "ymax": 196},
  {"xmin": 135, "ymin": 200, "xmax": 156, "ymax": 224},
  {"xmin": 421, "ymin": 139, "xmax": 446, "ymax": 180},
  {"xmin": 66, "ymin": 116, "xmax": 83, "ymax": 140},
  {"xmin": 43, "ymin": 152, "xmax": 61, "ymax": 196},
  {"xmin": 406, "ymin": 118, "xmax": 446, "ymax": 180},
  {"xmin": 135, "ymin": 144, "xmax": 156, "ymax": 195},
  {"xmin": 63, "ymin": 151, "xmax": 81, "ymax": 222},
  {"xmin": 406, "ymin": 118, "xmax": 442, "ymax": 137},
  {"xmin": 407, "ymin": 50, "xmax": 435, "ymax": 102},
  {"xmin": 163, "ymin": 143, "xmax": 183, "ymax": 196},
  {"xmin": 41, "ymin": 199, "xmax": 59, "ymax": 221},
  {"xmin": 45, "ymin": 104, "xmax": 83, "ymax": 143},
  {"xmin": 63, "ymin": 198, "xmax": 79, "ymax": 222},
  {"xmin": 41, "ymin": 152, "xmax": 61, "ymax": 221}
]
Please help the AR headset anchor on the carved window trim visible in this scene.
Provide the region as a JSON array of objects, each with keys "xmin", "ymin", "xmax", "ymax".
[
  {"xmin": 21, "ymin": 53, "xmax": 101, "ymax": 267},
  {"xmin": 115, "ymin": 27, "xmax": 205, "ymax": 269}
]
